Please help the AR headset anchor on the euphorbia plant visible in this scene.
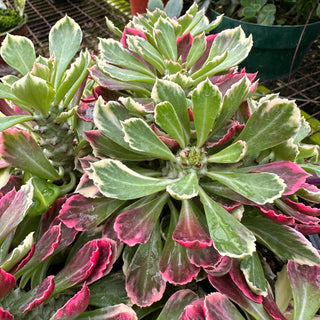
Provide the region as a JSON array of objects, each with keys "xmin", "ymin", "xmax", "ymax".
[{"xmin": 0, "ymin": 3, "xmax": 319, "ymax": 320}]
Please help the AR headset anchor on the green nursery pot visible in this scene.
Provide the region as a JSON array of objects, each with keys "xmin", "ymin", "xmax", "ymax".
[{"xmin": 208, "ymin": 9, "xmax": 320, "ymax": 80}]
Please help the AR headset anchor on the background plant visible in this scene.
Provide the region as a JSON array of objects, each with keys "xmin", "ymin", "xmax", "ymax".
[
  {"xmin": 202, "ymin": 0, "xmax": 320, "ymax": 25},
  {"xmin": 0, "ymin": 3, "xmax": 319, "ymax": 320}
]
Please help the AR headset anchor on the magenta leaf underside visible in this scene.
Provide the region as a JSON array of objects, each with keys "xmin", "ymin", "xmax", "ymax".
[
  {"xmin": 284, "ymin": 198, "xmax": 320, "ymax": 216},
  {"xmin": 0, "ymin": 268, "xmax": 16, "ymax": 299},
  {"xmin": 0, "ymin": 307, "xmax": 14, "ymax": 320},
  {"xmin": 261, "ymin": 292, "xmax": 287, "ymax": 320},
  {"xmin": 52, "ymin": 282, "xmax": 90, "ymax": 319},
  {"xmin": 181, "ymin": 298, "xmax": 205, "ymax": 320}
]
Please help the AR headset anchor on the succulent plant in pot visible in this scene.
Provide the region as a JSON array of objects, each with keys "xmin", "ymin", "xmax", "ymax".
[{"xmin": 0, "ymin": 3, "xmax": 320, "ymax": 319}]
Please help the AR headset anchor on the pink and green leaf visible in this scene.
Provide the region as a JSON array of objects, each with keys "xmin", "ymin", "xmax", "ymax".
[
  {"xmin": 287, "ymin": 260, "xmax": 320, "ymax": 320},
  {"xmin": 0, "ymin": 128, "xmax": 60, "ymax": 180},
  {"xmin": 21, "ymin": 275, "xmax": 55, "ymax": 312},
  {"xmin": 50, "ymin": 282, "xmax": 90, "ymax": 320},
  {"xmin": 208, "ymin": 273, "xmax": 272, "ymax": 320},
  {"xmin": 159, "ymin": 202, "xmax": 200, "ymax": 285},
  {"xmin": 199, "ymin": 188, "xmax": 256, "ymax": 258},
  {"xmin": 54, "ymin": 240, "xmax": 100, "ymax": 293},
  {"xmin": 180, "ymin": 297, "xmax": 205, "ymax": 320},
  {"xmin": 229, "ymin": 260, "xmax": 263, "ymax": 303},
  {"xmin": 125, "ymin": 221, "xmax": 166, "ymax": 307},
  {"xmin": 172, "ymin": 199, "xmax": 212, "ymax": 249},
  {"xmin": 76, "ymin": 303, "xmax": 138, "ymax": 320},
  {"xmin": 206, "ymin": 170, "xmax": 285, "ymax": 205},
  {"xmin": 204, "ymin": 293, "xmax": 246, "ymax": 320},
  {"xmin": 236, "ymin": 99, "xmax": 301, "ymax": 155},
  {"xmin": 156, "ymin": 289, "xmax": 198, "ymax": 320},
  {"xmin": 0, "ymin": 181, "xmax": 33, "ymax": 245},
  {"xmin": 0, "ymin": 115, "xmax": 34, "ymax": 132},
  {"xmin": 0, "ymin": 268, "xmax": 16, "ymax": 299},
  {"xmin": 59, "ymin": 194, "xmax": 124, "ymax": 231},
  {"xmin": 243, "ymin": 207, "xmax": 320, "ymax": 266},
  {"xmin": 88, "ymin": 159, "xmax": 174, "ymax": 200},
  {"xmin": 283, "ymin": 198, "xmax": 320, "ymax": 216},
  {"xmin": 250, "ymin": 161, "xmax": 310, "ymax": 196},
  {"xmin": 114, "ymin": 192, "xmax": 168, "ymax": 246}
]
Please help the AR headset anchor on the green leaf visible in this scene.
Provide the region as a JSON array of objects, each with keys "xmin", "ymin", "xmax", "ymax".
[
  {"xmin": 164, "ymin": 0, "xmax": 183, "ymax": 18},
  {"xmin": 0, "ymin": 34, "xmax": 36, "ymax": 75},
  {"xmin": 49, "ymin": 16, "xmax": 82, "ymax": 89},
  {"xmin": 207, "ymin": 170, "xmax": 285, "ymax": 205},
  {"xmin": 236, "ymin": 99, "xmax": 301, "ymax": 155},
  {"xmin": 240, "ymin": 252, "xmax": 268, "ymax": 296},
  {"xmin": 242, "ymin": 207, "xmax": 320, "ymax": 266},
  {"xmin": 0, "ymin": 232, "xmax": 34, "ymax": 271},
  {"xmin": 166, "ymin": 172, "xmax": 199, "ymax": 200},
  {"xmin": 212, "ymin": 76, "xmax": 251, "ymax": 134},
  {"xmin": 99, "ymin": 38, "xmax": 156, "ymax": 77},
  {"xmin": 257, "ymin": 4, "xmax": 276, "ymax": 25},
  {"xmin": 122, "ymin": 118, "xmax": 176, "ymax": 161},
  {"xmin": 155, "ymin": 101, "xmax": 186, "ymax": 148},
  {"xmin": 89, "ymin": 159, "xmax": 175, "ymax": 200},
  {"xmin": 192, "ymin": 78, "xmax": 222, "ymax": 147},
  {"xmin": 12, "ymin": 74, "xmax": 55, "ymax": 117},
  {"xmin": 186, "ymin": 33, "xmax": 206, "ymax": 69},
  {"xmin": 127, "ymin": 35, "xmax": 165, "ymax": 74},
  {"xmin": 151, "ymin": 79, "xmax": 190, "ymax": 143},
  {"xmin": 153, "ymin": 17, "xmax": 177, "ymax": 60},
  {"xmin": 0, "ymin": 129, "xmax": 61, "ymax": 180},
  {"xmin": 199, "ymin": 187, "xmax": 256, "ymax": 258},
  {"xmin": 89, "ymin": 272, "xmax": 130, "ymax": 307},
  {"xmin": 0, "ymin": 115, "xmax": 34, "ymax": 132},
  {"xmin": 55, "ymin": 50, "xmax": 91, "ymax": 106},
  {"xmin": 208, "ymin": 140, "xmax": 247, "ymax": 163}
]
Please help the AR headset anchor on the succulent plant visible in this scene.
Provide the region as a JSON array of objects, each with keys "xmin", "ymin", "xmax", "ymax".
[{"xmin": 0, "ymin": 4, "xmax": 319, "ymax": 319}]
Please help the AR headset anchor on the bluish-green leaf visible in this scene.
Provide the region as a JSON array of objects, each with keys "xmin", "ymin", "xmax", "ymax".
[
  {"xmin": 207, "ymin": 170, "xmax": 285, "ymax": 204},
  {"xmin": 122, "ymin": 118, "xmax": 176, "ymax": 161},
  {"xmin": 0, "ymin": 115, "xmax": 34, "ymax": 132},
  {"xmin": 152, "ymin": 79, "xmax": 190, "ymax": 143},
  {"xmin": 166, "ymin": 172, "xmax": 199, "ymax": 200},
  {"xmin": 242, "ymin": 207, "xmax": 320, "ymax": 266},
  {"xmin": 49, "ymin": 16, "xmax": 82, "ymax": 88},
  {"xmin": 153, "ymin": 17, "xmax": 177, "ymax": 60},
  {"xmin": 12, "ymin": 74, "xmax": 55, "ymax": 117},
  {"xmin": 236, "ymin": 99, "xmax": 301, "ymax": 155},
  {"xmin": 0, "ymin": 34, "xmax": 36, "ymax": 75},
  {"xmin": 89, "ymin": 159, "xmax": 175, "ymax": 200},
  {"xmin": 208, "ymin": 140, "xmax": 247, "ymax": 163},
  {"xmin": 192, "ymin": 78, "xmax": 222, "ymax": 147},
  {"xmin": 155, "ymin": 101, "xmax": 186, "ymax": 148},
  {"xmin": 199, "ymin": 187, "xmax": 256, "ymax": 258}
]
